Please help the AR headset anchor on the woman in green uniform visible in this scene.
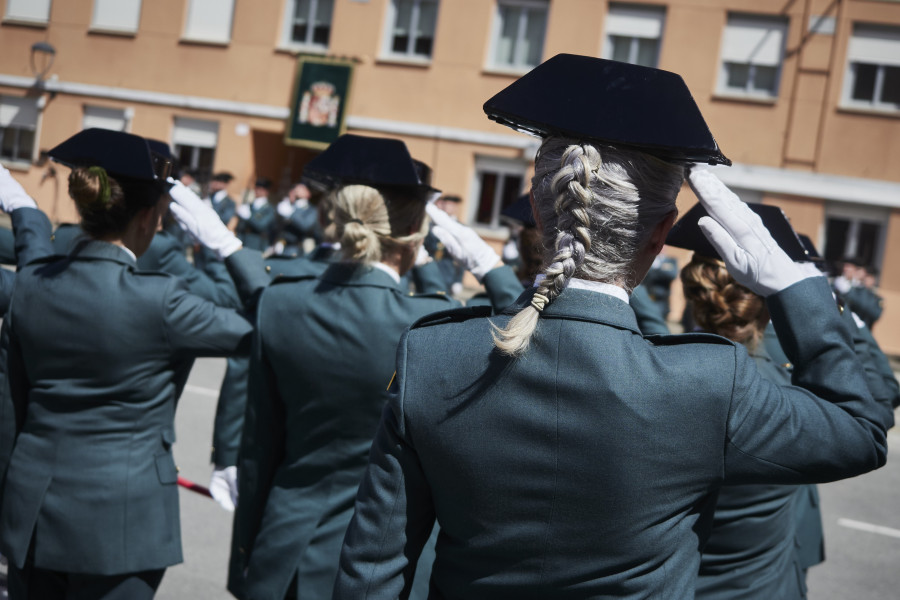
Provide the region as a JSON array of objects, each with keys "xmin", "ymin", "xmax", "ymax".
[
  {"xmin": 228, "ymin": 134, "xmax": 522, "ymax": 599},
  {"xmin": 0, "ymin": 128, "xmax": 267, "ymax": 599},
  {"xmin": 334, "ymin": 55, "xmax": 889, "ymax": 599}
]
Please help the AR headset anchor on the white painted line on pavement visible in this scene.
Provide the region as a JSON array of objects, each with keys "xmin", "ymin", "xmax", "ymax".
[
  {"xmin": 837, "ymin": 518, "xmax": 900, "ymax": 539},
  {"xmin": 182, "ymin": 384, "xmax": 219, "ymax": 398}
]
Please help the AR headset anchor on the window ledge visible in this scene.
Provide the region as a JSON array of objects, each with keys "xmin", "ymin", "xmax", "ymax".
[
  {"xmin": 1, "ymin": 18, "xmax": 48, "ymax": 28},
  {"xmin": 179, "ymin": 37, "xmax": 231, "ymax": 48},
  {"xmin": 375, "ymin": 55, "xmax": 432, "ymax": 68},
  {"xmin": 482, "ymin": 65, "xmax": 533, "ymax": 78},
  {"xmin": 275, "ymin": 44, "xmax": 328, "ymax": 56},
  {"xmin": 837, "ymin": 104, "xmax": 900, "ymax": 118},
  {"xmin": 711, "ymin": 92, "xmax": 778, "ymax": 106},
  {"xmin": 88, "ymin": 27, "xmax": 138, "ymax": 37},
  {"xmin": 0, "ymin": 160, "xmax": 32, "ymax": 172}
]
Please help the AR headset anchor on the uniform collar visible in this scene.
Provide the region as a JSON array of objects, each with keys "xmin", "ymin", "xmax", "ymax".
[
  {"xmin": 507, "ymin": 286, "xmax": 641, "ymax": 335},
  {"xmin": 320, "ymin": 262, "xmax": 404, "ymax": 290},
  {"xmin": 69, "ymin": 239, "xmax": 137, "ymax": 267}
]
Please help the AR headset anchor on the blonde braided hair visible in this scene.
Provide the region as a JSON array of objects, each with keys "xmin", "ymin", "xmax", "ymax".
[{"xmin": 493, "ymin": 137, "xmax": 684, "ymax": 356}]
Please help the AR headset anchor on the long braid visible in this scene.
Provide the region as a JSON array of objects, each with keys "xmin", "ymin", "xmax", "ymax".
[{"xmin": 493, "ymin": 136, "xmax": 683, "ymax": 357}]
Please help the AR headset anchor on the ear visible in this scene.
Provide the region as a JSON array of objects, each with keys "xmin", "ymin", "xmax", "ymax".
[{"xmin": 648, "ymin": 209, "xmax": 677, "ymax": 255}]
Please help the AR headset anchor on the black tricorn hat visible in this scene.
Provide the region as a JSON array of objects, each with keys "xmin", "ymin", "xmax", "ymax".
[
  {"xmin": 667, "ymin": 201, "xmax": 809, "ymax": 261},
  {"xmin": 303, "ymin": 134, "xmax": 435, "ymax": 193},
  {"xmin": 49, "ymin": 129, "xmax": 172, "ymax": 182},
  {"xmin": 798, "ymin": 234, "xmax": 824, "ymax": 262},
  {"xmin": 484, "ymin": 54, "xmax": 731, "ymax": 166},
  {"xmin": 501, "ymin": 192, "xmax": 537, "ymax": 228}
]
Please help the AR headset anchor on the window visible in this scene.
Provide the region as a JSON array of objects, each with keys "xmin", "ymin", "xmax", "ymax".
[
  {"xmin": 83, "ymin": 106, "xmax": 129, "ymax": 132},
  {"xmin": 842, "ymin": 24, "xmax": 900, "ymax": 112},
  {"xmin": 823, "ymin": 203, "xmax": 889, "ymax": 271},
  {"xmin": 0, "ymin": 96, "xmax": 38, "ymax": 164},
  {"xmin": 173, "ymin": 117, "xmax": 219, "ymax": 186},
  {"xmin": 384, "ymin": 0, "xmax": 439, "ymax": 60},
  {"xmin": 603, "ymin": 3, "xmax": 665, "ymax": 68},
  {"xmin": 183, "ymin": 0, "xmax": 235, "ymax": 44},
  {"xmin": 4, "ymin": 0, "xmax": 51, "ymax": 24},
  {"xmin": 717, "ymin": 14, "xmax": 788, "ymax": 98},
  {"xmin": 92, "ymin": 0, "xmax": 141, "ymax": 33},
  {"xmin": 489, "ymin": 0, "xmax": 547, "ymax": 71},
  {"xmin": 470, "ymin": 157, "xmax": 526, "ymax": 228},
  {"xmin": 281, "ymin": 0, "xmax": 334, "ymax": 49}
]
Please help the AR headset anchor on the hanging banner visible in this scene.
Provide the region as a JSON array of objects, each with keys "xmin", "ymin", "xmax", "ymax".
[{"xmin": 285, "ymin": 56, "xmax": 354, "ymax": 150}]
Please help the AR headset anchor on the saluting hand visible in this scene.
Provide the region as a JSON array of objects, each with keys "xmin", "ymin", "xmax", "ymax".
[
  {"xmin": 0, "ymin": 166, "xmax": 37, "ymax": 213},
  {"xmin": 690, "ymin": 170, "xmax": 821, "ymax": 297},
  {"xmin": 168, "ymin": 179, "xmax": 243, "ymax": 260},
  {"xmin": 426, "ymin": 202, "xmax": 502, "ymax": 282}
]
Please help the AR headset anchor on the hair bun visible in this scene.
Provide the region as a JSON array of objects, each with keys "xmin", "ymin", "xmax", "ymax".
[{"xmin": 69, "ymin": 166, "xmax": 114, "ymax": 210}]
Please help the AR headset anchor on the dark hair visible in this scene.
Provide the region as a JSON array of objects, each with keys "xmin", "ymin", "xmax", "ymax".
[{"xmin": 69, "ymin": 167, "xmax": 163, "ymax": 238}]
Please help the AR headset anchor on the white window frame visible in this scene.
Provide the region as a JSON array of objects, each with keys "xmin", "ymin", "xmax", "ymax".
[
  {"xmin": 183, "ymin": 0, "xmax": 235, "ymax": 45},
  {"xmin": 91, "ymin": 0, "xmax": 142, "ymax": 34},
  {"xmin": 82, "ymin": 105, "xmax": 132, "ymax": 132},
  {"xmin": 603, "ymin": 3, "xmax": 665, "ymax": 68},
  {"xmin": 0, "ymin": 96, "xmax": 41, "ymax": 167},
  {"xmin": 172, "ymin": 117, "xmax": 219, "ymax": 184},
  {"xmin": 716, "ymin": 13, "xmax": 788, "ymax": 100},
  {"xmin": 4, "ymin": 0, "xmax": 52, "ymax": 25},
  {"xmin": 469, "ymin": 155, "xmax": 528, "ymax": 231},
  {"xmin": 279, "ymin": 0, "xmax": 335, "ymax": 52},
  {"xmin": 486, "ymin": 0, "xmax": 548, "ymax": 74},
  {"xmin": 823, "ymin": 201, "xmax": 889, "ymax": 271},
  {"xmin": 840, "ymin": 23, "xmax": 900, "ymax": 114},
  {"xmin": 381, "ymin": 0, "xmax": 439, "ymax": 63}
]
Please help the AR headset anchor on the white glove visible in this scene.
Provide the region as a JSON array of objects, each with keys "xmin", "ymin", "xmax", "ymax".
[
  {"xmin": 690, "ymin": 170, "xmax": 820, "ymax": 297},
  {"xmin": 236, "ymin": 203, "xmax": 252, "ymax": 220},
  {"xmin": 209, "ymin": 465, "xmax": 238, "ymax": 512},
  {"xmin": 277, "ymin": 198, "xmax": 294, "ymax": 218},
  {"xmin": 415, "ymin": 243, "xmax": 431, "ymax": 266},
  {"xmin": 426, "ymin": 203, "xmax": 500, "ymax": 282},
  {"xmin": 168, "ymin": 179, "xmax": 243, "ymax": 260},
  {"xmin": 0, "ymin": 166, "xmax": 37, "ymax": 212},
  {"xmin": 833, "ymin": 275, "xmax": 852, "ymax": 295}
]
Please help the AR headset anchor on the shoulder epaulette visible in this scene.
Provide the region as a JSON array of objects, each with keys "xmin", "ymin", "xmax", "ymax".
[
  {"xmin": 644, "ymin": 331, "xmax": 735, "ymax": 347},
  {"xmin": 411, "ymin": 304, "xmax": 492, "ymax": 329},
  {"xmin": 269, "ymin": 273, "xmax": 319, "ymax": 285},
  {"xmin": 25, "ymin": 253, "xmax": 66, "ymax": 266}
]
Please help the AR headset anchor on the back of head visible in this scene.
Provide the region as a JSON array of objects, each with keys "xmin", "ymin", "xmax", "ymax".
[
  {"xmin": 332, "ymin": 184, "xmax": 427, "ymax": 265},
  {"xmin": 680, "ymin": 255, "xmax": 769, "ymax": 349},
  {"xmin": 49, "ymin": 129, "xmax": 169, "ymax": 239},
  {"xmin": 493, "ymin": 137, "xmax": 684, "ymax": 356}
]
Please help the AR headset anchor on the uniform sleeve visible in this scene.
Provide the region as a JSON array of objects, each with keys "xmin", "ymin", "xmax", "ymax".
[
  {"xmin": 225, "ymin": 248, "xmax": 270, "ymax": 311},
  {"xmin": 228, "ymin": 324, "xmax": 286, "ymax": 596},
  {"xmin": 480, "ymin": 264, "xmax": 525, "ymax": 313},
  {"xmin": 335, "ymin": 331, "xmax": 436, "ymax": 600},
  {"xmin": 723, "ymin": 277, "xmax": 888, "ymax": 484},
  {"xmin": 409, "ymin": 260, "xmax": 447, "ymax": 294},
  {"xmin": 162, "ymin": 278, "xmax": 254, "ymax": 357},
  {"xmin": 630, "ymin": 284, "xmax": 670, "ymax": 336},
  {"xmin": 10, "ymin": 207, "xmax": 54, "ymax": 268}
]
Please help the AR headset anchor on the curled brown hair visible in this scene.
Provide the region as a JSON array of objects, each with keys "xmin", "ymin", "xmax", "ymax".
[
  {"xmin": 69, "ymin": 167, "xmax": 163, "ymax": 238},
  {"xmin": 680, "ymin": 255, "xmax": 769, "ymax": 349}
]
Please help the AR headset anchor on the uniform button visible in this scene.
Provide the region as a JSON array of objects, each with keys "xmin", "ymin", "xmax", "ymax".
[
  {"xmin": 265, "ymin": 266, "xmax": 272, "ymax": 273},
  {"xmin": 176, "ymin": 466, "xmax": 180, "ymax": 473}
]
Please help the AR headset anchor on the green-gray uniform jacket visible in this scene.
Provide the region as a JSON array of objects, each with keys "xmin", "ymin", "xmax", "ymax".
[
  {"xmin": 335, "ymin": 277, "xmax": 888, "ymax": 599},
  {"xmin": 696, "ymin": 344, "xmax": 809, "ymax": 599},
  {"xmin": 229, "ymin": 263, "xmax": 522, "ymax": 600},
  {"xmin": 236, "ymin": 202, "xmax": 276, "ymax": 252},
  {"xmin": 842, "ymin": 286, "xmax": 884, "ymax": 330},
  {"xmin": 0, "ymin": 208, "xmax": 54, "ymax": 317},
  {"xmin": 0, "ymin": 241, "xmax": 267, "ymax": 576},
  {"xmin": 0, "ymin": 208, "xmax": 55, "ymax": 497}
]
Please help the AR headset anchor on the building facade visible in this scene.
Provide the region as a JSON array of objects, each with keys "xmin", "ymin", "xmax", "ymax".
[{"xmin": 2, "ymin": 0, "xmax": 899, "ymax": 351}]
